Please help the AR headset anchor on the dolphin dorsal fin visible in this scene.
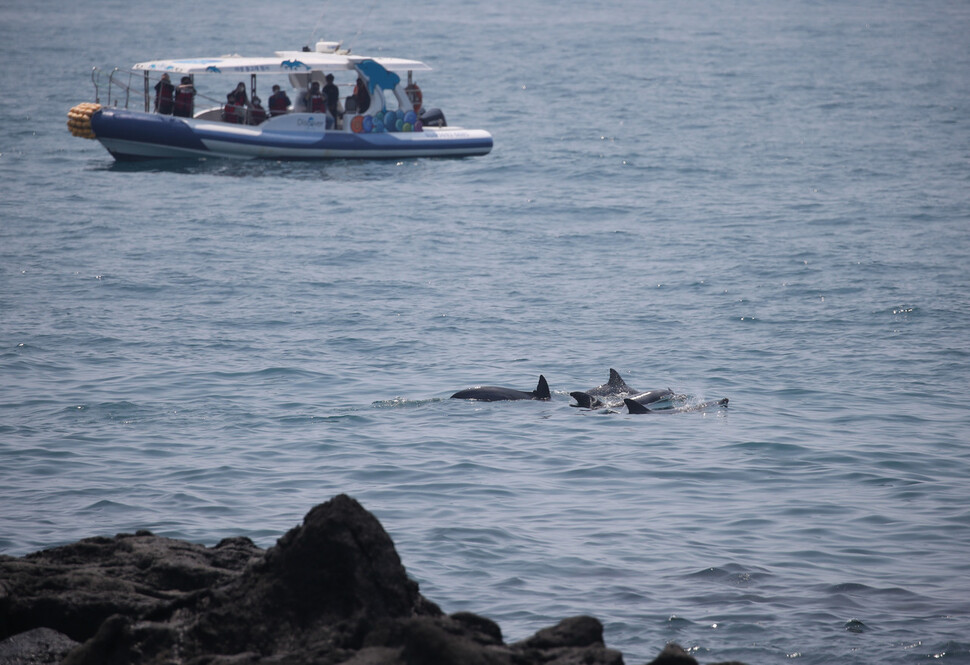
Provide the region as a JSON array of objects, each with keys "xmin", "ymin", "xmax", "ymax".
[
  {"xmin": 624, "ymin": 398, "xmax": 651, "ymax": 414},
  {"xmin": 570, "ymin": 391, "xmax": 601, "ymax": 409},
  {"xmin": 608, "ymin": 369, "xmax": 633, "ymax": 393},
  {"xmin": 534, "ymin": 375, "xmax": 551, "ymax": 400}
]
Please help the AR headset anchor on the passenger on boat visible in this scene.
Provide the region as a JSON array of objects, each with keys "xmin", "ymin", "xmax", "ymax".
[
  {"xmin": 222, "ymin": 94, "xmax": 240, "ymax": 123},
  {"xmin": 305, "ymin": 81, "xmax": 326, "ymax": 114},
  {"xmin": 353, "ymin": 77, "xmax": 370, "ymax": 114},
  {"xmin": 223, "ymin": 82, "xmax": 249, "ymax": 123},
  {"xmin": 268, "ymin": 85, "xmax": 290, "ymax": 117},
  {"xmin": 173, "ymin": 76, "xmax": 196, "ymax": 118},
  {"xmin": 154, "ymin": 73, "xmax": 175, "ymax": 115},
  {"xmin": 303, "ymin": 81, "xmax": 335, "ymax": 128},
  {"xmin": 249, "ymin": 95, "xmax": 268, "ymax": 125},
  {"xmin": 405, "ymin": 73, "xmax": 422, "ymax": 112},
  {"xmin": 323, "ymin": 74, "xmax": 340, "ymax": 119}
]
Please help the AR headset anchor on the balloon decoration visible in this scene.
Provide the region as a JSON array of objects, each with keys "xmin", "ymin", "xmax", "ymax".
[{"xmin": 350, "ymin": 104, "xmax": 422, "ymax": 134}]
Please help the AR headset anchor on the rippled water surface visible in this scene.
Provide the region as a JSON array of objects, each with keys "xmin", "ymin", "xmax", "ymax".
[{"xmin": 2, "ymin": 1, "xmax": 970, "ymax": 663}]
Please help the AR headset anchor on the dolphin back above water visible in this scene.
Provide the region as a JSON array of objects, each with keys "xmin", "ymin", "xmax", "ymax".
[
  {"xmin": 586, "ymin": 368, "xmax": 635, "ymax": 397},
  {"xmin": 570, "ymin": 368, "xmax": 636, "ymax": 408},
  {"xmin": 624, "ymin": 397, "xmax": 729, "ymax": 414},
  {"xmin": 450, "ymin": 375, "xmax": 551, "ymax": 401},
  {"xmin": 572, "ymin": 387, "xmax": 675, "ymax": 409},
  {"xmin": 570, "ymin": 369, "xmax": 674, "ymax": 409}
]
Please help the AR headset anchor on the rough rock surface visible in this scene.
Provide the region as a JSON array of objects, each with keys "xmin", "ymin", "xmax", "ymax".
[{"xmin": 0, "ymin": 494, "xmax": 746, "ymax": 665}]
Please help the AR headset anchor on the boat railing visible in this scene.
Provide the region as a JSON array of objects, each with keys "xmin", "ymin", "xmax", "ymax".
[
  {"xmin": 99, "ymin": 67, "xmax": 138, "ymax": 110},
  {"xmin": 90, "ymin": 67, "xmax": 101, "ymax": 104},
  {"xmin": 88, "ymin": 69, "xmax": 348, "ymax": 128},
  {"xmin": 94, "ymin": 67, "xmax": 226, "ymax": 116}
]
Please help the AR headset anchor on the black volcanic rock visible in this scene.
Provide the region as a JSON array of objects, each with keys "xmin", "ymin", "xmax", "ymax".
[
  {"xmin": 0, "ymin": 627, "xmax": 79, "ymax": 664},
  {"xmin": 0, "ymin": 528, "xmax": 261, "ymax": 643},
  {"xmin": 0, "ymin": 494, "xmax": 746, "ymax": 665}
]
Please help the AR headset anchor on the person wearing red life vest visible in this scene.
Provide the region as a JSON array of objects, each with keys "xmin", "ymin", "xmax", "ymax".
[
  {"xmin": 405, "ymin": 72, "xmax": 422, "ymax": 112},
  {"xmin": 173, "ymin": 76, "xmax": 195, "ymax": 118},
  {"xmin": 305, "ymin": 81, "xmax": 326, "ymax": 114},
  {"xmin": 154, "ymin": 73, "xmax": 175, "ymax": 115},
  {"xmin": 222, "ymin": 82, "xmax": 249, "ymax": 124},
  {"xmin": 249, "ymin": 95, "xmax": 268, "ymax": 125},
  {"xmin": 268, "ymin": 85, "xmax": 290, "ymax": 117}
]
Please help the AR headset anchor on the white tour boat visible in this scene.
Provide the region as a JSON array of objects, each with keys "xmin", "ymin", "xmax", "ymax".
[{"xmin": 68, "ymin": 41, "xmax": 493, "ymax": 161}]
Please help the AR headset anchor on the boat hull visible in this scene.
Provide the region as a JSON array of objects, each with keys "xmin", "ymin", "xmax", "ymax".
[{"xmin": 89, "ymin": 108, "xmax": 493, "ymax": 161}]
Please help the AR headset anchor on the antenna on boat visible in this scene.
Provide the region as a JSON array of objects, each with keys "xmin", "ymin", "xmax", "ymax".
[
  {"xmin": 307, "ymin": 1, "xmax": 351, "ymax": 54},
  {"xmin": 308, "ymin": 9, "xmax": 327, "ymax": 51},
  {"xmin": 344, "ymin": 0, "xmax": 377, "ymax": 53}
]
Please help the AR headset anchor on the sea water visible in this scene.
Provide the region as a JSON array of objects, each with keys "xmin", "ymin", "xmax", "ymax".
[{"xmin": 2, "ymin": 0, "xmax": 970, "ymax": 662}]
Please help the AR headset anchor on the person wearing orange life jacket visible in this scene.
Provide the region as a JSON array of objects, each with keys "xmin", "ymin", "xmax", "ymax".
[
  {"xmin": 173, "ymin": 76, "xmax": 196, "ymax": 118},
  {"xmin": 268, "ymin": 84, "xmax": 290, "ymax": 117},
  {"xmin": 154, "ymin": 73, "xmax": 175, "ymax": 115}
]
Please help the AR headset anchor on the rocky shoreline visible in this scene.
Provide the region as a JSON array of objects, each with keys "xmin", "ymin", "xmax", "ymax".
[{"xmin": 0, "ymin": 494, "xmax": 746, "ymax": 665}]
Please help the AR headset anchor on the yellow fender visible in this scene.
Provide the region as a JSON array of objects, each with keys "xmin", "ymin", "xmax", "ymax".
[{"xmin": 66, "ymin": 102, "xmax": 102, "ymax": 139}]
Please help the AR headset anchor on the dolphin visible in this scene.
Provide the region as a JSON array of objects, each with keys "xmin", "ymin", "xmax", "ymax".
[
  {"xmin": 586, "ymin": 368, "xmax": 636, "ymax": 397},
  {"xmin": 450, "ymin": 375, "xmax": 551, "ymax": 402},
  {"xmin": 570, "ymin": 369, "xmax": 672, "ymax": 409},
  {"xmin": 624, "ymin": 397, "xmax": 729, "ymax": 414},
  {"xmin": 570, "ymin": 368, "xmax": 636, "ymax": 408}
]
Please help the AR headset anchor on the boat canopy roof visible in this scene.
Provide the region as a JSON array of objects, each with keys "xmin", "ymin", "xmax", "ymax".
[{"xmin": 133, "ymin": 52, "xmax": 431, "ymax": 76}]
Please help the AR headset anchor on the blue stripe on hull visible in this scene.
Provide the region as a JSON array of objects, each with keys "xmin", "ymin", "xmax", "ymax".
[
  {"xmin": 89, "ymin": 109, "xmax": 492, "ymax": 160},
  {"xmin": 90, "ymin": 109, "xmax": 210, "ymax": 159}
]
